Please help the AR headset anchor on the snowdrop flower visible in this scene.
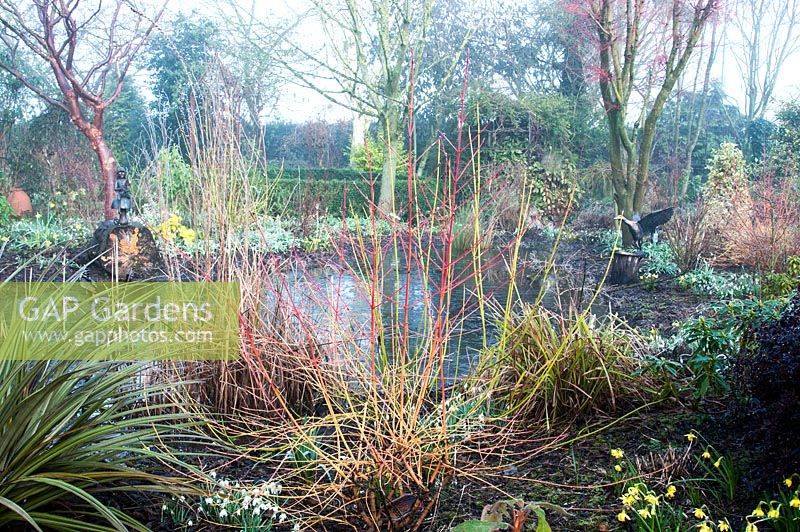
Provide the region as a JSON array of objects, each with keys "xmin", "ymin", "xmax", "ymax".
[{"xmin": 219, "ymin": 509, "xmax": 228, "ymax": 519}]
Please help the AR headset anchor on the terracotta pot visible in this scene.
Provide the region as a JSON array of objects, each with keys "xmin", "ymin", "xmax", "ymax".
[{"xmin": 7, "ymin": 187, "xmax": 32, "ymax": 216}]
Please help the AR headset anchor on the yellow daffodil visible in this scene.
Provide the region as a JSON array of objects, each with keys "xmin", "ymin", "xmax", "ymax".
[
  {"xmin": 686, "ymin": 433, "xmax": 697, "ymax": 442},
  {"xmin": 614, "ymin": 464, "xmax": 622, "ymax": 472},
  {"xmin": 617, "ymin": 511, "xmax": 630, "ymax": 522},
  {"xmin": 638, "ymin": 508, "xmax": 651, "ymax": 519},
  {"xmin": 666, "ymin": 485, "xmax": 677, "ymax": 499},
  {"xmin": 752, "ymin": 506, "xmax": 765, "ymax": 518},
  {"xmin": 702, "ymin": 450, "xmax": 711, "ymax": 460},
  {"xmin": 790, "ymin": 497, "xmax": 800, "ymax": 509},
  {"xmin": 626, "ymin": 486, "xmax": 642, "ymax": 499},
  {"xmin": 699, "ymin": 523, "xmax": 712, "ymax": 532},
  {"xmin": 694, "ymin": 508, "xmax": 706, "ymax": 519},
  {"xmin": 746, "ymin": 523, "xmax": 758, "ymax": 532},
  {"xmin": 621, "ymin": 494, "xmax": 637, "ymax": 507},
  {"xmin": 611, "ymin": 448, "xmax": 624, "ymax": 459},
  {"xmin": 767, "ymin": 507, "xmax": 780, "ymax": 519},
  {"xmin": 785, "ymin": 478, "xmax": 793, "ymax": 488},
  {"xmin": 718, "ymin": 520, "xmax": 730, "ymax": 531},
  {"xmin": 178, "ymin": 226, "xmax": 197, "ymax": 244},
  {"xmin": 645, "ymin": 493, "xmax": 659, "ymax": 506},
  {"xmin": 714, "ymin": 458, "xmax": 722, "ymax": 468}
]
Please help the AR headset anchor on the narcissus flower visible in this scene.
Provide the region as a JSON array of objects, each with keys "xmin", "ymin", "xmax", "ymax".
[
  {"xmin": 699, "ymin": 523, "xmax": 712, "ymax": 532},
  {"xmin": 694, "ymin": 508, "xmax": 706, "ymax": 519},
  {"xmin": 702, "ymin": 450, "xmax": 711, "ymax": 460},
  {"xmin": 621, "ymin": 494, "xmax": 637, "ymax": 507},
  {"xmin": 686, "ymin": 433, "xmax": 697, "ymax": 442},
  {"xmin": 617, "ymin": 511, "xmax": 630, "ymax": 522},
  {"xmin": 767, "ymin": 507, "xmax": 780, "ymax": 519},
  {"xmin": 785, "ymin": 478, "xmax": 793, "ymax": 488},
  {"xmin": 614, "ymin": 464, "xmax": 622, "ymax": 472},
  {"xmin": 638, "ymin": 508, "xmax": 651, "ymax": 519},
  {"xmin": 666, "ymin": 485, "xmax": 677, "ymax": 499},
  {"xmin": 645, "ymin": 493, "xmax": 659, "ymax": 506},
  {"xmin": 714, "ymin": 458, "xmax": 722, "ymax": 468},
  {"xmin": 790, "ymin": 497, "xmax": 800, "ymax": 509},
  {"xmin": 611, "ymin": 448, "xmax": 625, "ymax": 459},
  {"xmin": 746, "ymin": 523, "xmax": 759, "ymax": 532},
  {"xmin": 751, "ymin": 506, "xmax": 765, "ymax": 517},
  {"xmin": 718, "ymin": 520, "xmax": 731, "ymax": 531}
]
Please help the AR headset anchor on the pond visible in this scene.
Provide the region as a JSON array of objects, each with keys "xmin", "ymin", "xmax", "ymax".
[{"xmin": 263, "ymin": 241, "xmax": 599, "ymax": 379}]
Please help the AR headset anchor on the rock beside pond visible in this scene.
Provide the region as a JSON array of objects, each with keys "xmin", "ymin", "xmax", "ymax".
[{"xmin": 92, "ymin": 221, "xmax": 164, "ymax": 279}]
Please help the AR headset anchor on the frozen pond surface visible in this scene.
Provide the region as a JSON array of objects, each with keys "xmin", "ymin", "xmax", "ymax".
[{"xmin": 264, "ymin": 242, "xmax": 601, "ymax": 379}]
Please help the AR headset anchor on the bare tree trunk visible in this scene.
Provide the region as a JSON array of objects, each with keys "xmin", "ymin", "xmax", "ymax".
[
  {"xmin": 680, "ymin": 28, "xmax": 718, "ymax": 200},
  {"xmin": 91, "ymin": 136, "xmax": 118, "ymax": 220},
  {"xmin": 72, "ymin": 109, "xmax": 117, "ymax": 221},
  {"xmin": 379, "ymin": 145, "xmax": 397, "ymax": 213},
  {"xmin": 378, "ymin": 106, "xmax": 401, "ymax": 213}
]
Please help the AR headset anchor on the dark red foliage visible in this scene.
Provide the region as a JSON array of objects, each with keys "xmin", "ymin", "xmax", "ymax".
[{"xmin": 734, "ymin": 292, "xmax": 800, "ymax": 478}]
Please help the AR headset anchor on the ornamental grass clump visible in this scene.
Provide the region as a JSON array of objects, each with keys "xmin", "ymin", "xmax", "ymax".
[{"xmin": 482, "ymin": 305, "xmax": 655, "ymax": 428}]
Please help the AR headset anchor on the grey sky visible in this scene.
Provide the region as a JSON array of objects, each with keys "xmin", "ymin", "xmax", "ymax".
[{"xmin": 164, "ymin": 0, "xmax": 799, "ymax": 123}]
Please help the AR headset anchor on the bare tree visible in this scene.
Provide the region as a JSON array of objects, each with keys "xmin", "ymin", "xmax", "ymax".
[
  {"xmin": 668, "ymin": 23, "xmax": 719, "ymax": 199},
  {"xmin": 222, "ymin": 0, "xmax": 285, "ymax": 131},
  {"xmin": 225, "ymin": 0, "xmax": 473, "ymax": 213},
  {"xmin": 0, "ymin": 0, "xmax": 163, "ymax": 220},
  {"xmin": 730, "ymin": 0, "xmax": 800, "ymax": 124},
  {"xmin": 568, "ymin": 0, "xmax": 719, "ymax": 239}
]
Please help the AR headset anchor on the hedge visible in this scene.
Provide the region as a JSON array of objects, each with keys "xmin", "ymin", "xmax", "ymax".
[
  {"xmin": 267, "ymin": 167, "xmax": 372, "ymax": 181},
  {"xmin": 262, "ymin": 175, "xmax": 442, "ymax": 217}
]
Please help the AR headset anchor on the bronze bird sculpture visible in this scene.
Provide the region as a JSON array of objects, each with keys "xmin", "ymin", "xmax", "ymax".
[{"xmin": 614, "ymin": 207, "xmax": 674, "ymax": 249}]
